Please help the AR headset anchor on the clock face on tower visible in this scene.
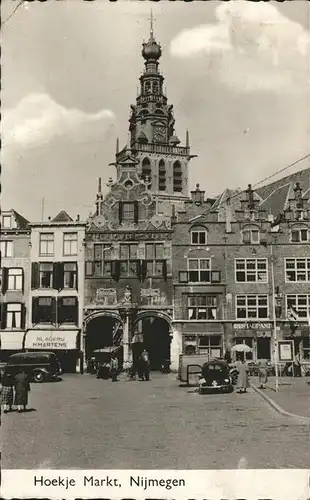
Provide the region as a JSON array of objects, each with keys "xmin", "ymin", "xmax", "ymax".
[{"xmin": 153, "ymin": 125, "xmax": 167, "ymax": 143}]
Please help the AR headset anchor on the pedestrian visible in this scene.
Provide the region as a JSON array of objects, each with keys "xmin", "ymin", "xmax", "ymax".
[
  {"xmin": 224, "ymin": 349, "xmax": 232, "ymax": 364},
  {"xmin": 110, "ymin": 354, "xmax": 119, "ymax": 382},
  {"xmin": 257, "ymin": 359, "xmax": 268, "ymax": 389},
  {"xmin": 128, "ymin": 360, "xmax": 137, "ymax": 381},
  {"xmin": 139, "ymin": 350, "xmax": 150, "ymax": 381},
  {"xmin": 236, "ymin": 359, "xmax": 249, "ymax": 393},
  {"xmin": 14, "ymin": 369, "xmax": 31, "ymax": 413},
  {"xmin": 1, "ymin": 371, "xmax": 14, "ymax": 413}
]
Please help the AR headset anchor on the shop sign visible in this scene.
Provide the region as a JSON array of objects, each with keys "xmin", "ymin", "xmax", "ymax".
[
  {"xmin": 25, "ymin": 331, "xmax": 78, "ymax": 350},
  {"xmin": 233, "ymin": 322, "xmax": 272, "ymax": 330},
  {"xmin": 87, "ymin": 232, "xmax": 172, "ymax": 242},
  {"xmin": 278, "ymin": 340, "xmax": 294, "ymax": 362}
]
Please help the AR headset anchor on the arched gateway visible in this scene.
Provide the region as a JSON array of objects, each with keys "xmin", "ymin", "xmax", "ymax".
[
  {"xmin": 84, "ymin": 311, "xmax": 123, "ymax": 359},
  {"xmin": 133, "ymin": 311, "xmax": 172, "ymax": 370}
]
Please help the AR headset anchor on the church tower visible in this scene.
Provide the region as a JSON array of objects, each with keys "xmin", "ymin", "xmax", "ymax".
[{"xmin": 114, "ymin": 14, "xmax": 196, "ymax": 212}]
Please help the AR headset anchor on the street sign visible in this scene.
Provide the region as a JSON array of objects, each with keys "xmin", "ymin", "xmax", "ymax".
[{"xmin": 278, "ymin": 339, "xmax": 294, "ymax": 362}]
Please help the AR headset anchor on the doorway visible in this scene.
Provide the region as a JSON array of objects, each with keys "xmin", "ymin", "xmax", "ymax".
[
  {"xmin": 85, "ymin": 315, "xmax": 122, "ymax": 359},
  {"xmin": 256, "ymin": 337, "xmax": 271, "ymax": 360},
  {"xmin": 134, "ymin": 315, "xmax": 171, "ymax": 370}
]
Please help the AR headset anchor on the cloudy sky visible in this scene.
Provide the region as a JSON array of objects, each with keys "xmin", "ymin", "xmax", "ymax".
[{"xmin": 2, "ymin": 0, "xmax": 310, "ymax": 221}]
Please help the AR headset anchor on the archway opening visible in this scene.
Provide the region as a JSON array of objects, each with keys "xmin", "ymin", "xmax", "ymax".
[
  {"xmin": 133, "ymin": 316, "xmax": 171, "ymax": 370},
  {"xmin": 85, "ymin": 315, "xmax": 122, "ymax": 359}
]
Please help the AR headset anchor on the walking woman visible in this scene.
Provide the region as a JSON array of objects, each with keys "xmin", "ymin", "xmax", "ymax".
[
  {"xmin": 236, "ymin": 359, "xmax": 250, "ymax": 393},
  {"xmin": 14, "ymin": 369, "xmax": 31, "ymax": 413},
  {"xmin": 1, "ymin": 372, "xmax": 14, "ymax": 413}
]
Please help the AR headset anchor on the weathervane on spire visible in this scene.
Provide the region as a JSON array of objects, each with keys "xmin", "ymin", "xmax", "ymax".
[{"xmin": 149, "ymin": 9, "xmax": 155, "ymax": 38}]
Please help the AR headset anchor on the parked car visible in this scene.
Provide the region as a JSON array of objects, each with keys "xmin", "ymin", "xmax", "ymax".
[
  {"xmin": 92, "ymin": 346, "xmax": 123, "ymax": 379},
  {"xmin": 3, "ymin": 352, "xmax": 62, "ymax": 383},
  {"xmin": 198, "ymin": 360, "xmax": 233, "ymax": 394}
]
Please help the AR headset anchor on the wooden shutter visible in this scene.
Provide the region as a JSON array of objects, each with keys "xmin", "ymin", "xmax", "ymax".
[
  {"xmin": 31, "ymin": 262, "xmax": 40, "ymax": 289},
  {"xmin": 141, "ymin": 260, "xmax": 147, "ymax": 281},
  {"xmin": 73, "ymin": 297, "xmax": 79, "ymax": 325},
  {"xmin": 119, "ymin": 202, "xmax": 123, "ymax": 224},
  {"xmin": 21, "ymin": 268, "xmax": 25, "ymax": 293},
  {"xmin": 32, "ymin": 297, "xmax": 39, "ymax": 324},
  {"xmin": 112, "ymin": 261, "xmax": 120, "ymax": 282},
  {"xmin": 0, "ymin": 302, "xmax": 7, "ymax": 329},
  {"xmin": 52, "ymin": 297, "xmax": 57, "ymax": 324},
  {"xmin": 75, "ymin": 264, "xmax": 78, "ymax": 291},
  {"xmin": 85, "ymin": 261, "xmax": 94, "ymax": 276},
  {"xmin": 137, "ymin": 260, "xmax": 142, "ymax": 281},
  {"xmin": 52, "ymin": 263, "xmax": 59, "ymax": 289},
  {"xmin": 1, "ymin": 267, "xmax": 8, "ymax": 294},
  {"xmin": 211, "ymin": 270, "xmax": 221, "ymax": 283},
  {"xmin": 134, "ymin": 201, "xmax": 139, "ymax": 223},
  {"xmin": 21, "ymin": 304, "xmax": 26, "ymax": 329},
  {"xmin": 162, "ymin": 260, "xmax": 167, "ymax": 280}
]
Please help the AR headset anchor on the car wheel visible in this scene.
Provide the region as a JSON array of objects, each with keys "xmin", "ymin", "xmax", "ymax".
[{"xmin": 33, "ymin": 371, "xmax": 45, "ymax": 383}]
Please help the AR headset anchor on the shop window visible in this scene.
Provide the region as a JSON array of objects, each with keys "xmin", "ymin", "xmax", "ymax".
[
  {"xmin": 158, "ymin": 159, "xmax": 166, "ymax": 191},
  {"xmin": 173, "ymin": 161, "xmax": 182, "ymax": 192},
  {"xmin": 0, "ymin": 241, "xmax": 13, "ymax": 258},
  {"xmin": 188, "ymin": 258, "xmax": 211, "ymax": 283},
  {"xmin": 7, "ymin": 268, "xmax": 23, "ymax": 291},
  {"xmin": 198, "ymin": 335, "xmax": 222, "ymax": 358},
  {"xmin": 285, "ymin": 258, "xmax": 310, "ymax": 282},
  {"xmin": 235, "ymin": 258, "xmax": 268, "ymax": 283},
  {"xmin": 236, "ymin": 294, "xmax": 268, "ymax": 320},
  {"xmin": 187, "ymin": 295, "xmax": 219, "ymax": 320},
  {"xmin": 286, "ymin": 294, "xmax": 310, "ymax": 319},
  {"xmin": 234, "ymin": 337, "xmax": 253, "ymax": 360},
  {"xmin": 191, "ymin": 228, "xmax": 207, "ymax": 245},
  {"xmin": 301, "ymin": 338, "xmax": 310, "ymax": 360},
  {"xmin": 63, "ymin": 263, "xmax": 77, "ymax": 289},
  {"xmin": 63, "ymin": 232, "xmax": 78, "ymax": 256},
  {"xmin": 6, "ymin": 303, "xmax": 23, "ymax": 329},
  {"xmin": 58, "ymin": 297, "xmax": 78, "ymax": 325},
  {"xmin": 39, "ymin": 233, "xmax": 54, "ymax": 256},
  {"xmin": 242, "ymin": 229, "xmax": 260, "ymax": 244},
  {"xmin": 32, "ymin": 297, "xmax": 55, "ymax": 324},
  {"xmin": 291, "ymin": 228, "xmax": 309, "ymax": 243}
]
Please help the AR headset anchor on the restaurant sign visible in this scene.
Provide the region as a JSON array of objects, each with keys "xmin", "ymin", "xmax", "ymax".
[
  {"xmin": 25, "ymin": 330, "xmax": 78, "ymax": 350},
  {"xmin": 233, "ymin": 322, "xmax": 272, "ymax": 331}
]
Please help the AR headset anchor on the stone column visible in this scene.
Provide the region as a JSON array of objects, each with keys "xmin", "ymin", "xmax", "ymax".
[{"xmin": 170, "ymin": 326, "xmax": 182, "ymax": 372}]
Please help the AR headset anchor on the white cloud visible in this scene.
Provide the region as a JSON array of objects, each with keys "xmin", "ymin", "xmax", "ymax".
[
  {"xmin": 2, "ymin": 93, "xmax": 116, "ymax": 146},
  {"xmin": 170, "ymin": 2, "xmax": 310, "ymax": 92}
]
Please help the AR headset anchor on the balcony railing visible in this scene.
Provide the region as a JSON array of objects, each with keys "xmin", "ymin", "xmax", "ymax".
[{"xmin": 133, "ymin": 142, "xmax": 190, "ymax": 157}]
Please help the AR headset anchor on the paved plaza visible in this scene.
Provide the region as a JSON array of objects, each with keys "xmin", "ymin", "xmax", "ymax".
[{"xmin": 2, "ymin": 373, "xmax": 309, "ymax": 469}]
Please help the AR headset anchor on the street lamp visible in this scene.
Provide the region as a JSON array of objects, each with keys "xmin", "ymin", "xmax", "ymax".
[{"xmin": 270, "ymin": 240, "xmax": 279, "ymax": 392}]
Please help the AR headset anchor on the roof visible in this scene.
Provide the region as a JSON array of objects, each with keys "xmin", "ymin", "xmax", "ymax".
[
  {"xmin": 256, "ymin": 166, "xmax": 310, "ymax": 201},
  {"xmin": 51, "ymin": 211, "xmax": 73, "ymax": 223}
]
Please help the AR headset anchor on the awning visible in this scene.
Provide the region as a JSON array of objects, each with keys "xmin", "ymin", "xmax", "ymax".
[
  {"xmin": 24, "ymin": 330, "xmax": 79, "ymax": 350},
  {"xmin": 0, "ymin": 331, "xmax": 25, "ymax": 350}
]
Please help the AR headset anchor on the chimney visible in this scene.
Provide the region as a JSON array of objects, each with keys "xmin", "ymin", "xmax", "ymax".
[
  {"xmin": 76, "ymin": 214, "xmax": 80, "ymax": 222},
  {"xmin": 191, "ymin": 184, "xmax": 205, "ymax": 204},
  {"xmin": 225, "ymin": 197, "xmax": 232, "ymax": 233}
]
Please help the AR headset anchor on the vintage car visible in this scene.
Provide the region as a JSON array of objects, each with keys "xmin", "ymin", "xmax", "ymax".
[
  {"xmin": 3, "ymin": 352, "xmax": 62, "ymax": 383},
  {"xmin": 198, "ymin": 360, "xmax": 233, "ymax": 394},
  {"xmin": 92, "ymin": 346, "xmax": 123, "ymax": 379}
]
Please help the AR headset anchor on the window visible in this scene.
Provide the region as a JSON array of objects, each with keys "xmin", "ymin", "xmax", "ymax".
[
  {"xmin": 6, "ymin": 303, "xmax": 22, "ymax": 329},
  {"xmin": 286, "ymin": 295, "xmax": 310, "ymax": 319},
  {"xmin": 173, "ymin": 161, "xmax": 182, "ymax": 193},
  {"xmin": 234, "ymin": 337, "xmax": 253, "ymax": 360},
  {"xmin": 188, "ymin": 258, "xmax": 211, "ymax": 282},
  {"xmin": 2, "ymin": 216, "xmax": 12, "ymax": 229},
  {"xmin": 39, "ymin": 263, "xmax": 53, "ymax": 288},
  {"xmin": 198, "ymin": 335, "xmax": 222, "ymax": 358},
  {"xmin": 32, "ymin": 297, "xmax": 55, "ymax": 324},
  {"xmin": 145, "ymin": 243, "xmax": 165, "ymax": 277},
  {"xmin": 8, "ymin": 268, "xmax": 23, "ymax": 291},
  {"xmin": 191, "ymin": 228, "xmax": 207, "ymax": 245},
  {"xmin": 236, "ymin": 295, "xmax": 268, "ymax": 319},
  {"xmin": 93, "ymin": 244, "xmax": 112, "ymax": 277},
  {"xmin": 291, "ymin": 228, "xmax": 308, "ymax": 243},
  {"xmin": 123, "ymin": 203, "xmax": 135, "ymax": 222},
  {"xmin": 285, "ymin": 258, "xmax": 310, "ymax": 282},
  {"xmin": 63, "ymin": 233, "xmax": 78, "ymax": 255},
  {"xmin": 158, "ymin": 159, "xmax": 166, "ymax": 191},
  {"xmin": 235, "ymin": 259, "xmax": 268, "ymax": 283},
  {"xmin": 144, "ymin": 81, "xmax": 151, "ymax": 94},
  {"xmin": 187, "ymin": 295, "xmax": 219, "ymax": 320},
  {"xmin": 64, "ymin": 263, "xmax": 77, "ymax": 288},
  {"xmin": 301, "ymin": 338, "xmax": 310, "ymax": 360},
  {"xmin": 152, "ymin": 81, "xmax": 159, "ymax": 94},
  {"xmin": 39, "ymin": 233, "xmax": 54, "ymax": 255},
  {"xmin": 120, "ymin": 244, "xmax": 138, "ymax": 277},
  {"xmin": 0, "ymin": 241, "xmax": 13, "ymax": 258},
  {"xmin": 242, "ymin": 229, "xmax": 260, "ymax": 244},
  {"xmin": 58, "ymin": 297, "xmax": 78, "ymax": 324},
  {"xmin": 141, "ymin": 158, "xmax": 152, "ymax": 183}
]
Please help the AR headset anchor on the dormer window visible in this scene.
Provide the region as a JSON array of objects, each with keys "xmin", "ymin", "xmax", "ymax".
[
  {"xmin": 242, "ymin": 229, "xmax": 260, "ymax": 244},
  {"xmin": 2, "ymin": 215, "xmax": 12, "ymax": 229},
  {"xmin": 191, "ymin": 227, "xmax": 207, "ymax": 245},
  {"xmin": 291, "ymin": 228, "xmax": 308, "ymax": 243}
]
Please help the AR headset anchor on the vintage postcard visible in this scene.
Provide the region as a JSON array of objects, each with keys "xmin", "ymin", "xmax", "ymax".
[{"xmin": 1, "ymin": 0, "xmax": 310, "ymax": 498}]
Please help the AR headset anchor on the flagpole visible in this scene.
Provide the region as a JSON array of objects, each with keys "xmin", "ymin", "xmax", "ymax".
[{"xmin": 270, "ymin": 243, "xmax": 279, "ymax": 392}]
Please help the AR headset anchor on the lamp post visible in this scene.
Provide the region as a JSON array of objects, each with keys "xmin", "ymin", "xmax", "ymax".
[{"xmin": 270, "ymin": 242, "xmax": 279, "ymax": 392}]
